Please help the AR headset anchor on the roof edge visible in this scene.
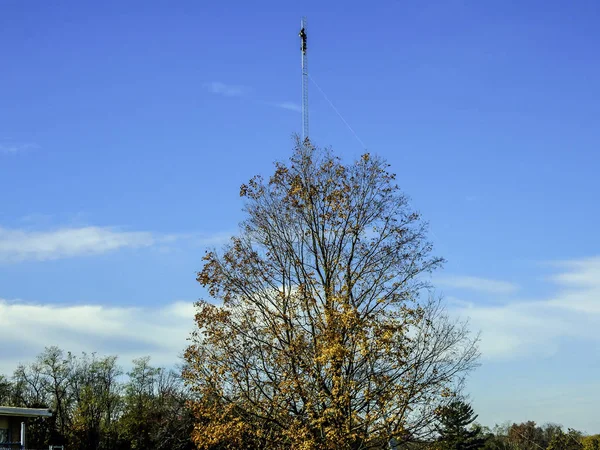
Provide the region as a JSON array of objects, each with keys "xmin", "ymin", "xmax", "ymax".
[{"xmin": 0, "ymin": 406, "xmax": 52, "ymax": 418}]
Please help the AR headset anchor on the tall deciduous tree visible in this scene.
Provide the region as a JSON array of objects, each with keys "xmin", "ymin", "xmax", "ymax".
[
  {"xmin": 0, "ymin": 375, "xmax": 12, "ymax": 405},
  {"xmin": 120, "ymin": 357, "xmax": 195, "ymax": 450},
  {"xmin": 38, "ymin": 347, "xmax": 74, "ymax": 443},
  {"xmin": 69, "ymin": 353, "xmax": 122, "ymax": 450},
  {"xmin": 507, "ymin": 421, "xmax": 544, "ymax": 450},
  {"xmin": 184, "ymin": 141, "xmax": 479, "ymax": 449}
]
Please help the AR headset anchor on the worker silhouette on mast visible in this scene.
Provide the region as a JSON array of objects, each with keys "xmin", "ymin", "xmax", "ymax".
[{"xmin": 299, "ymin": 27, "xmax": 307, "ymax": 54}]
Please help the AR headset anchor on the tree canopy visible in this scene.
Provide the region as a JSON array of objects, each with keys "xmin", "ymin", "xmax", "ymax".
[{"xmin": 184, "ymin": 141, "xmax": 479, "ymax": 449}]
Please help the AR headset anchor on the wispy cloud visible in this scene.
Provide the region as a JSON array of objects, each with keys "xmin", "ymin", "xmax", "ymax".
[
  {"xmin": 0, "ymin": 142, "xmax": 38, "ymax": 154},
  {"xmin": 547, "ymin": 257, "xmax": 600, "ymax": 290},
  {"xmin": 0, "ymin": 298, "xmax": 196, "ymax": 374},
  {"xmin": 448, "ymin": 256, "xmax": 600, "ymax": 359},
  {"xmin": 190, "ymin": 231, "xmax": 233, "ymax": 247},
  {"xmin": 437, "ymin": 275, "xmax": 519, "ymax": 294},
  {"xmin": 0, "ymin": 226, "xmax": 154, "ymax": 262},
  {"xmin": 203, "ymin": 81, "xmax": 247, "ymax": 97},
  {"xmin": 0, "ymin": 226, "xmax": 233, "ymax": 263},
  {"xmin": 273, "ymin": 102, "xmax": 302, "ymax": 112}
]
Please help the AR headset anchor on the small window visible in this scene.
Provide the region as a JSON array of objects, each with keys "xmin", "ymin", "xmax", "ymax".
[{"xmin": 0, "ymin": 428, "xmax": 8, "ymax": 443}]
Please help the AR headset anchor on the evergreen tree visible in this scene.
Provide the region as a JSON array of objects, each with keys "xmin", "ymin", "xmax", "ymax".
[{"xmin": 436, "ymin": 400, "xmax": 487, "ymax": 450}]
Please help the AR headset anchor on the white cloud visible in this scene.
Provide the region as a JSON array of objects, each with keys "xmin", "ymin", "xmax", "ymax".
[
  {"xmin": 0, "ymin": 226, "xmax": 234, "ymax": 263},
  {"xmin": 273, "ymin": 102, "xmax": 301, "ymax": 112},
  {"xmin": 0, "ymin": 298, "xmax": 197, "ymax": 374},
  {"xmin": 449, "ymin": 256, "xmax": 600, "ymax": 359},
  {"xmin": 0, "ymin": 226, "xmax": 154, "ymax": 262},
  {"xmin": 203, "ymin": 81, "xmax": 247, "ymax": 97},
  {"xmin": 548, "ymin": 257, "xmax": 600, "ymax": 289},
  {"xmin": 437, "ymin": 275, "xmax": 519, "ymax": 294}
]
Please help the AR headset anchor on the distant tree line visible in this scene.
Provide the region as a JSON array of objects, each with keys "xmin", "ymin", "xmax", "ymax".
[
  {"xmin": 2, "ymin": 354, "xmax": 599, "ymax": 450},
  {"xmin": 0, "ymin": 346, "xmax": 195, "ymax": 450},
  {"xmin": 425, "ymin": 399, "xmax": 600, "ymax": 450},
  {"xmin": 480, "ymin": 420, "xmax": 600, "ymax": 450}
]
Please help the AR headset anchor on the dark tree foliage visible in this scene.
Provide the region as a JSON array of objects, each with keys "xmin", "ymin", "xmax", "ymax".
[
  {"xmin": 436, "ymin": 401, "xmax": 487, "ymax": 450},
  {"xmin": 0, "ymin": 376, "xmax": 11, "ymax": 405},
  {"xmin": 1, "ymin": 347, "xmax": 195, "ymax": 450}
]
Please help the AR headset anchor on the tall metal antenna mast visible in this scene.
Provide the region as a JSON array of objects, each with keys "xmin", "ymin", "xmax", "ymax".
[{"xmin": 299, "ymin": 17, "xmax": 309, "ymax": 142}]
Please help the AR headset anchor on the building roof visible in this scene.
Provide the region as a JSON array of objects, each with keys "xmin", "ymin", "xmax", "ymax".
[{"xmin": 0, "ymin": 406, "xmax": 52, "ymax": 418}]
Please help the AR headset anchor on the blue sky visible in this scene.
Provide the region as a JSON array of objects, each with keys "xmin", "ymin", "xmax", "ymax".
[{"xmin": 1, "ymin": 0, "xmax": 600, "ymax": 433}]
